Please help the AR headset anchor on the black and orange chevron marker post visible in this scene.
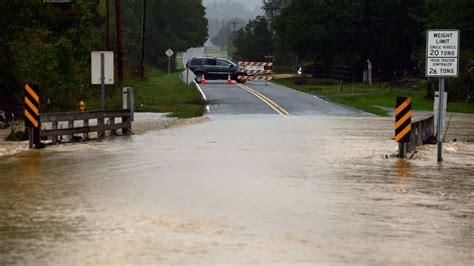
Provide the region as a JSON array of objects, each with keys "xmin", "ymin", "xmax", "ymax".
[
  {"xmin": 395, "ymin": 97, "xmax": 412, "ymax": 158},
  {"xmin": 24, "ymin": 84, "xmax": 44, "ymax": 149}
]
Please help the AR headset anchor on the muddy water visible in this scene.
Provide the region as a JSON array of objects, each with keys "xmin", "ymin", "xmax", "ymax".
[{"xmin": 0, "ymin": 116, "xmax": 473, "ymax": 264}]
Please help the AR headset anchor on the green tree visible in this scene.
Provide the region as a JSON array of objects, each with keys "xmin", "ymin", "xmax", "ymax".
[
  {"xmin": 0, "ymin": 0, "xmax": 103, "ymax": 111},
  {"xmin": 232, "ymin": 16, "xmax": 272, "ymax": 61},
  {"xmin": 122, "ymin": 0, "xmax": 208, "ymax": 72}
]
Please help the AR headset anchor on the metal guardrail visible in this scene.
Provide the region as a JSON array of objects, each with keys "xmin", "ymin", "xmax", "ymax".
[{"xmin": 406, "ymin": 115, "xmax": 435, "ymax": 153}]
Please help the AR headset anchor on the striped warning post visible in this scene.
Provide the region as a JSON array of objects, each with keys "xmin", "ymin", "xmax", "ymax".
[
  {"xmin": 394, "ymin": 97, "xmax": 412, "ymax": 143},
  {"xmin": 238, "ymin": 76, "xmax": 273, "ymax": 81},
  {"xmin": 24, "ymin": 84, "xmax": 40, "ymax": 128},
  {"xmin": 239, "ymin": 69, "xmax": 273, "ymax": 74},
  {"xmin": 238, "ymin": 62, "xmax": 273, "ymax": 67}
]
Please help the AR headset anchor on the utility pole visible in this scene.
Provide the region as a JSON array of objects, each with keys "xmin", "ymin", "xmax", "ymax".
[
  {"xmin": 105, "ymin": 0, "xmax": 110, "ymax": 50},
  {"xmin": 227, "ymin": 23, "xmax": 231, "ymax": 59},
  {"xmin": 115, "ymin": 0, "xmax": 124, "ymax": 87},
  {"xmin": 227, "ymin": 21, "xmax": 239, "ymax": 59},
  {"xmin": 231, "ymin": 21, "xmax": 238, "ymax": 35},
  {"xmin": 364, "ymin": 0, "xmax": 373, "ymax": 64},
  {"xmin": 140, "ymin": 0, "xmax": 147, "ymax": 79}
]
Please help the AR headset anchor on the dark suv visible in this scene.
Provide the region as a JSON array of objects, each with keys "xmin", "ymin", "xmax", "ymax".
[{"xmin": 186, "ymin": 57, "xmax": 247, "ymax": 82}]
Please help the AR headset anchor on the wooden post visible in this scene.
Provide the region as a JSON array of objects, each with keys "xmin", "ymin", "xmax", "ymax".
[
  {"xmin": 110, "ymin": 117, "xmax": 117, "ymax": 135},
  {"xmin": 28, "ymin": 127, "xmax": 33, "ymax": 149},
  {"xmin": 98, "ymin": 117, "xmax": 105, "ymax": 138},
  {"xmin": 115, "ymin": 0, "xmax": 124, "ymax": 87},
  {"xmin": 52, "ymin": 121, "xmax": 58, "ymax": 144},
  {"xmin": 399, "ymin": 142, "xmax": 407, "ymax": 158},
  {"xmin": 122, "ymin": 116, "xmax": 130, "ymax": 135},
  {"xmin": 83, "ymin": 119, "xmax": 89, "ymax": 140},
  {"xmin": 68, "ymin": 120, "xmax": 74, "ymax": 141}
]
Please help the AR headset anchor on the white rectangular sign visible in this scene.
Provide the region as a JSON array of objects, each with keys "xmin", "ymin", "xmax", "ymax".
[
  {"xmin": 91, "ymin": 51, "xmax": 114, "ymax": 84},
  {"xmin": 426, "ymin": 30, "xmax": 459, "ymax": 77}
]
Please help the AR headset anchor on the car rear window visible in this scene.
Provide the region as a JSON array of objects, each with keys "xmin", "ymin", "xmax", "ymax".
[
  {"xmin": 204, "ymin": 59, "xmax": 217, "ymax": 65},
  {"xmin": 190, "ymin": 58, "xmax": 203, "ymax": 65}
]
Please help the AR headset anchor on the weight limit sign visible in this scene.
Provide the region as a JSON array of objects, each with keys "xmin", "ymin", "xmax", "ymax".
[{"xmin": 426, "ymin": 30, "xmax": 459, "ymax": 77}]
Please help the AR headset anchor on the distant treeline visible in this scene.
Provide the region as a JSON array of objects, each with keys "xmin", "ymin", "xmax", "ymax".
[
  {"xmin": 233, "ymin": 0, "xmax": 473, "ymax": 101},
  {"xmin": 0, "ymin": 0, "xmax": 208, "ymax": 113}
]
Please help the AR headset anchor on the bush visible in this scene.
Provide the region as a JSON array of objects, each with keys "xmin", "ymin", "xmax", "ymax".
[{"xmin": 5, "ymin": 129, "xmax": 28, "ymax": 141}]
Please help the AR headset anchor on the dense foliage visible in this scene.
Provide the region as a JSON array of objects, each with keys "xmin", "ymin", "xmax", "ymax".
[
  {"xmin": 0, "ymin": 1, "xmax": 103, "ymax": 112},
  {"xmin": 232, "ymin": 16, "xmax": 272, "ymax": 62},
  {"xmin": 0, "ymin": 0, "xmax": 208, "ymax": 113},
  {"xmin": 234, "ymin": 0, "xmax": 473, "ymax": 100}
]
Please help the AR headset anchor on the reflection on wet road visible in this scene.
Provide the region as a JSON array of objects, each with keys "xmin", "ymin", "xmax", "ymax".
[{"xmin": 1, "ymin": 116, "xmax": 473, "ymax": 264}]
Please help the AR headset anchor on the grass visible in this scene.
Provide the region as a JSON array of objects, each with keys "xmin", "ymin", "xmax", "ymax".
[
  {"xmin": 126, "ymin": 70, "xmax": 205, "ymax": 118},
  {"xmin": 274, "ymin": 75, "xmax": 474, "ymax": 116},
  {"xmin": 88, "ymin": 70, "xmax": 205, "ymax": 118}
]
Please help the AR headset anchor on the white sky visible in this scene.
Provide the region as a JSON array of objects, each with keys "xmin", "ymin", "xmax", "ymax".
[{"xmin": 203, "ymin": 0, "xmax": 263, "ymax": 10}]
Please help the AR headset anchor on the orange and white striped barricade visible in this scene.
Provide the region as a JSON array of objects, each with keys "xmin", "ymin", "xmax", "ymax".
[{"xmin": 238, "ymin": 61, "xmax": 273, "ymax": 85}]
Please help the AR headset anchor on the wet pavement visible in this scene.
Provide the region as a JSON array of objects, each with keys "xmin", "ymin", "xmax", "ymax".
[
  {"xmin": 1, "ymin": 115, "xmax": 473, "ymax": 264},
  {"xmin": 200, "ymin": 81, "xmax": 365, "ymax": 116}
]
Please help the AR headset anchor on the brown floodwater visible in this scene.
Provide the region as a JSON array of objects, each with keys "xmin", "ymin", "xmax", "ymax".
[{"xmin": 0, "ymin": 115, "xmax": 473, "ymax": 264}]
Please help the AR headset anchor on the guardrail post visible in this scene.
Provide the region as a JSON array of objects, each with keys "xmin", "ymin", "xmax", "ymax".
[
  {"xmin": 52, "ymin": 121, "xmax": 58, "ymax": 144},
  {"xmin": 28, "ymin": 127, "xmax": 34, "ymax": 149},
  {"xmin": 110, "ymin": 117, "xmax": 117, "ymax": 135},
  {"xmin": 123, "ymin": 87, "xmax": 134, "ymax": 121},
  {"xmin": 68, "ymin": 120, "xmax": 74, "ymax": 141},
  {"xmin": 83, "ymin": 118, "xmax": 89, "ymax": 140},
  {"xmin": 399, "ymin": 143, "xmax": 407, "ymax": 158},
  {"xmin": 98, "ymin": 117, "xmax": 105, "ymax": 138}
]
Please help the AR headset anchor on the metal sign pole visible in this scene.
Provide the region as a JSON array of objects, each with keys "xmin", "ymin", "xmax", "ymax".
[
  {"xmin": 186, "ymin": 68, "xmax": 189, "ymax": 87},
  {"xmin": 168, "ymin": 56, "xmax": 171, "ymax": 75},
  {"xmin": 437, "ymin": 78, "xmax": 445, "ymax": 162},
  {"xmin": 100, "ymin": 53, "xmax": 105, "ymax": 110}
]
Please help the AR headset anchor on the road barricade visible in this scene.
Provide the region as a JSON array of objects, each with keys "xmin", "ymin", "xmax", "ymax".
[{"xmin": 238, "ymin": 61, "xmax": 273, "ymax": 83}]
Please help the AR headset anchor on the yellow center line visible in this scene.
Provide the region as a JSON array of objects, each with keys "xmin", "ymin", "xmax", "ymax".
[
  {"xmin": 236, "ymin": 83, "xmax": 290, "ymax": 116},
  {"xmin": 236, "ymin": 84, "xmax": 285, "ymax": 115},
  {"xmin": 241, "ymin": 84, "xmax": 290, "ymax": 115}
]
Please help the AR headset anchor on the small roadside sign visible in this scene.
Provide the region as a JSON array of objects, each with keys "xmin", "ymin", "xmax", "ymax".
[
  {"xmin": 425, "ymin": 29, "xmax": 460, "ymax": 162},
  {"xmin": 165, "ymin": 48, "xmax": 174, "ymax": 57},
  {"xmin": 165, "ymin": 48, "xmax": 174, "ymax": 74},
  {"xmin": 180, "ymin": 68, "xmax": 196, "ymax": 86},
  {"xmin": 426, "ymin": 30, "xmax": 459, "ymax": 77},
  {"xmin": 91, "ymin": 51, "xmax": 114, "ymax": 84}
]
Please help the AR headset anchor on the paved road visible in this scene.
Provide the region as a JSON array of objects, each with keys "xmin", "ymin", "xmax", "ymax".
[{"xmin": 198, "ymin": 80, "xmax": 366, "ymax": 116}]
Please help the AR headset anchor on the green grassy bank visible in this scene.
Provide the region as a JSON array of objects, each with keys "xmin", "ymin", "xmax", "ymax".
[
  {"xmin": 273, "ymin": 75, "xmax": 474, "ymax": 116},
  {"xmin": 88, "ymin": 70, "xmax": 205, "ymax": 118}
]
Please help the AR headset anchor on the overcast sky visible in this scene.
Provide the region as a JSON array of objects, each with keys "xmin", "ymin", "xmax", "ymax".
[{"xmin": 203, "ymin": 0, "xmax": 263, "ymax": 11}]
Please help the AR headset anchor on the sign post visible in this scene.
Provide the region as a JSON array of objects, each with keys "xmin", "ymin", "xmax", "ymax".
[
  {"xmin": 165, "ymin": 48, "xmax": 174, "ymax": 75},
  {"xmin": 425, "ymin": 29, "xmax": 459, "ymax": 162},
  {"xmin": 24, "ymin": 84, "xmax": 44, "ymax": 149},
  {"xmin": 91, "ymin": 51, "xmax": 114, "ymax": 110},
  {"xmin": 395, "ymin": 97, "xmax": 412, "ymax": 158}
]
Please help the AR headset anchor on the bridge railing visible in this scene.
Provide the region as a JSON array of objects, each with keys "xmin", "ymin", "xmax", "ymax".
[
  {"xmin": 406, "ymin": 115, "xmax": 435, "ymax": 153},
  {"xmin": 39, "ymin": 109, "xmax": 132, "ymax": 144}
]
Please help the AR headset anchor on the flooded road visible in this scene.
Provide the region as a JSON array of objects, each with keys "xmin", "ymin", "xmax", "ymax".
[{"xmin": 1, "ymin": 115, "xmax": 473, "ymax": 264}]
